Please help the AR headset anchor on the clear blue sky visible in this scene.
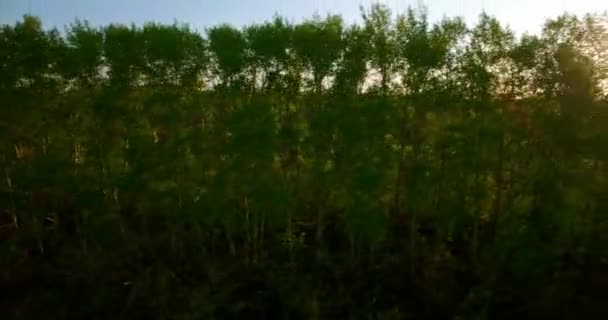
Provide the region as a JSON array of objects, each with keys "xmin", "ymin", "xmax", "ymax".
[{"xmin": 1, "ymin": 0, "xmax": 606, "ymax": 35}]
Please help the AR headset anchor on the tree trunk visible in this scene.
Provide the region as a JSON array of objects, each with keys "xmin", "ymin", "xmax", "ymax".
[
  {"xmin": 316, "ymin": 205, "xmax": 324, "ymax": 261},
  {"xmin": 410, "ymin": 214, "xmax": 417, "ymax": 279}
]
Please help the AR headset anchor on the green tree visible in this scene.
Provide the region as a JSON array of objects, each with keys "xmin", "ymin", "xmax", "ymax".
[
  {"xmin": 292, "ymin": 14, "xmax": 344, "ymax": 93},
  {"xmin": 207, "ymin": 24, "xmax": 247, "ymax": 89}
]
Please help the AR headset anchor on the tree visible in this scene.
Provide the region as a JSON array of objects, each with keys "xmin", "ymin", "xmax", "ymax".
[
  {"xmin": 207, "ymin": 24, "xmax": 247, "ymax": 89},
  {"xmin": 292, "ymin": 14, "xmax": 344, "ymax": 93},
  {"xmin": 244, "ymin": 16, "xmax": 292, "ymax": 93},
  {"xmin": 361, "ymin": 3, "xmax": 398, "ymax": 94}
]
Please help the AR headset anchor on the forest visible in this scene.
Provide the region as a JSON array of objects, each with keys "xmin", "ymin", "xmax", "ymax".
[{"xmin": 1, "ymin": 4, "xmax": 607, "ymax": 319}]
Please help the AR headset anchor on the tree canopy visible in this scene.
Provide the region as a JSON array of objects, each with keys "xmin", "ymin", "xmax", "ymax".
[{"xmin": 1, "ymin": 6, "xmax": 607, "ymax": 319}]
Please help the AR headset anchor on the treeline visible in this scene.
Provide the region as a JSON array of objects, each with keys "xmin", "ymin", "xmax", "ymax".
[{"xmin": 1, "ymin": 4, "xmax": 607, "ymax": 319}]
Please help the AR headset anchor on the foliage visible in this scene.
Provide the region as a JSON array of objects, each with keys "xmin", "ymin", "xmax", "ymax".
[{"xmin": 1, "ymin": 7, "xmax": 607, "ymax": 320}]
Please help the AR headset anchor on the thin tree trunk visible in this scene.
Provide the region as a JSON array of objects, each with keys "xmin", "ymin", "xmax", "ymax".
[
  {"xmin": 251, "ymin": 200, "xmax": 259, "ymax": 263},
  {"xmin": 314, "ymin": 72, "xmax": 322, "ymax": 94},
  {"xmin": 471, "ymin": 110, "xmax": 483, "ymax": 276},
  {"xmin": 5, "ymin": 168, "xmax": 18, "ymax": 229},
  {"xmin": 245, "ymin": 197, "xmax": 251, "ymax": 263},
  {"xmin": 471, "ymin": 211, "xmax": 480, "ymax": 276},
  {"xmin": 410, "ymin": 214, "xmax": 417, "ymax": 279},
  {"xmin": 259, "ymin": 215, "xmax": 265, "ymax": 260},
  {"xmin": 394, "ymin": 145, "xmax": 405, "ymax": 215},
  {"xmin": 315, "ymin": 205, "xmax": 324, "ymax": 261},
  {"xmin": 311, "ymin": 293, "xmax": 320, "ymax": 320},
  {"xmin": 350, "ymin": 232, "xmax": 356, "ymax": 258},
  {"xmin": 381, "ymin": 65, "xmax": 388, "ymax": 96},
  {"xmin": 226, "ymin": 225, "xmax": 236, "ymax": 257},
  {"xmin": 491, "ymin": 132, "xmax": 506, "ymax": 240},
  {"xmin": 251, "ymin": 66, "xmax": 257, "ymax": 95}
]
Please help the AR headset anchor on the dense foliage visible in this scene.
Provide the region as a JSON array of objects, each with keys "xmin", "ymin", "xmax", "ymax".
[{"xmin": 1, "ymin": 5, "xmax": 607, "ymax": 319}]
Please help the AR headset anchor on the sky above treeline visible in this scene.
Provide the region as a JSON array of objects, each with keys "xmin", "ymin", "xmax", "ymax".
[{"xmin": 1, "ymin": 0, "xmax": 606, "ymax": 36}]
